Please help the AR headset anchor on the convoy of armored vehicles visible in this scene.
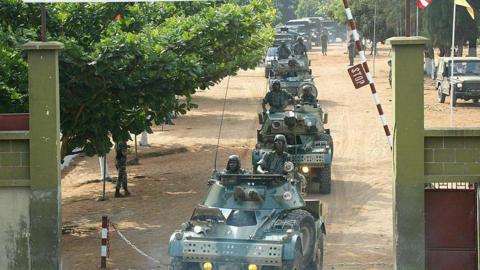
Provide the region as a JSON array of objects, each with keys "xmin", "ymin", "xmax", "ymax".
[{"xmin": 168, "ymin": 16, "xmax": 336, "ymax": 270}]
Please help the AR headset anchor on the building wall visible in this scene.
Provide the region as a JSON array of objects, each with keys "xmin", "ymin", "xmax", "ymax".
[{"xmin": 425, "ymin": 129, "xmax": 480, "ymax": 176}]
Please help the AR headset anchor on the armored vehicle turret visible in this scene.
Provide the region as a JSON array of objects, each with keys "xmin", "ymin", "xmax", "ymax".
[
  {"xmin": 168, "ymin": 165, "xmax": 326, "ymax": 270},
  {"xmin": 253, "ymin": 85, "xmax": 333, "ymax": 194}
]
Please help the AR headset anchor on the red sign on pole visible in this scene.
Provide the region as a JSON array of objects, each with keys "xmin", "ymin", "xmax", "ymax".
[{"xmin": 347, "ymin": 64, "xmax": 369, "ymax": 89}]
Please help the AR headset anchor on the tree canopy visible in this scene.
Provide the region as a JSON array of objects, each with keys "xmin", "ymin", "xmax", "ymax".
[{"xmin": 0, "ymin": 1, "xmax": 275, "ymax": 157}]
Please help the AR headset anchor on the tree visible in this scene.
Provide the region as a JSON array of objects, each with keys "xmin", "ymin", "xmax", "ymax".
[
  {"xmin": 295, "ymin": 0, "xmax": 322, "ymax": 18},
  {"xmin": 0, "ymin": 1, "xmax": 275, "ymax": 157},
  {"xmin": 273, "ymin": 0, "xmax": 299, "ymax": 23}
]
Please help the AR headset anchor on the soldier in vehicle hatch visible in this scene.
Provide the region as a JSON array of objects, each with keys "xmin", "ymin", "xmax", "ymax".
[
  {"xmin": 115, "ymin": 141, "xmax": 130, "ymax": 197},
  {"xmin": 257, "ymin": 134, "xmax": 291, "ymax": 175},
  {"xmin": 293, "ymin": 36, "xmax": 307, "ymax": 56},
  {"xmin": 301, "ymin": 85, "xmax": 317, "ymax": 105},
  {"xmin": 224, "ymin": 155, "xmax": 248, "ymax": 174},
  {"xmin": 262, "ymin": 80, "xmax": 294, "ymax": 113},
  {"xmin": 278, "ymin": 42, "xmax": 291, "ymax": 59}
]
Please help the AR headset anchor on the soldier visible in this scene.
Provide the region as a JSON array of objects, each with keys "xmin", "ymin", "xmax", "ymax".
[
  {"xmin": 224, "ymin": 155, "xmax": 248, "ymax": 174},
  {"xmin": 278, "ymin": 42, "xmax": 291, "ymax": 60},
  {"xmin": 301, "ymin": 85, "xmax": 317, "ymax": 104},
  {"xmin": 348, "ymin": 34, "xmax": 356, "ymax": 66},
  {"xmin": 293, "ymin": 37, "xmax": 307, "ymax": 56},
  {"xmin": 321, "ymin": 31, "xmax": 328, "ymax": 56},
  {"xmin": 257, "ymin": 134, "xmax": 291, "ymax": 175},
  {"xmin": 115, "ymin": 141, "xmax": 130, "ymax": 197},
  {"xmin": 262, "ymin": 80, "xmax": 294, "ymax": 113}
]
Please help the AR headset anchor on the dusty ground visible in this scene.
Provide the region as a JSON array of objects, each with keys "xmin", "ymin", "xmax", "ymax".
[{"xmin": 61, "ymin": 43, "xmax": 480, "ymax": 270}]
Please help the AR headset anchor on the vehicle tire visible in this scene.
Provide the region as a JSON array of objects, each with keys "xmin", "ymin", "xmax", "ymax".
[
  {"xmin": 309, "ymin": 233, "xmax": 324, "ymax": 270},
  {"xmin": 438, "ymin": 89, "xmax": 446, "ymax": 103},
  {"xmin": 319, "ymin": 165, "xmax": 331, "ymax": 194},
  {"xmin": 473, "ymin": 99, "xmax": 479, "ymax": 103},
  {"xmin": 170, "ymin": 257, "xmax": 200, "ymax": 270},
  {"xmin": 317, "ymin": 133, "xmax": 334, "ymax": 160},
  {"xmin": 284, "ymin": 210, "xmax": 316, "ymax": 268},
  {"xmin": 281, "ymin": 240, "xmax": 303, "ymax": 270}
]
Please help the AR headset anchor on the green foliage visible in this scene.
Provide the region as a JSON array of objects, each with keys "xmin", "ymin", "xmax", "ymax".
[
  {"xmin": 295, "ymin": 0, "xmax": 322, "ymax": 18},
  {"xmin": 273, "ymin": 0, "xmax": 299, "ymax": 23},
  {"xmin": 0, "ymin": 1, "xmax": 275, "ymax": 157}
]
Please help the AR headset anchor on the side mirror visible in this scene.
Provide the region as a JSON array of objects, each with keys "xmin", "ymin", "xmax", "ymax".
[{"xmin": 322, "ymin": 112, "xmax": 329, "ymax": 124}]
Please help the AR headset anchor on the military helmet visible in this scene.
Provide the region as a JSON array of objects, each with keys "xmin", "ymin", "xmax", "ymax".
[
  {"xmin": 272, "ymin": 79, "xmax": 281, "ymax": 87},
  {"xmin": 274, "ymin": 134, "xmax": 287, "ymax": 144},
  {"xmin": 227, "ymin": 155, "xmax": 241, "ymax": 171},
  {"xmin": 297, "ymin": 36, "xmax": 303, "ymax": 42},
  {"xmin": 302, "ymin": 85, "xmax": 312, "ymax": 92}
]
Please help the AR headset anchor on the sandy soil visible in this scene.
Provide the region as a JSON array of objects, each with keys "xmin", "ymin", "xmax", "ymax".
[{"xmin": 61, "ymin": 43, "xmax": 480, "ymax": 270}]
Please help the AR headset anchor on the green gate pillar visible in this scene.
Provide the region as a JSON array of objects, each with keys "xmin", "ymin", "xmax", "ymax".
[
  {"xmin": 22, "ymin": 41, "xmax": 64, "ymax": 269},
  {"xmin": 388, "ymin": 37, "xmax": 428, "ymax": 269}
]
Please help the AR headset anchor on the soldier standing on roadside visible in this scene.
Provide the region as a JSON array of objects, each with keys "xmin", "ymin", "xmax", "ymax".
[
  {"xmin": 348, "ymin": 34, "xmax": 356, "ymax": 66},
  {"xmin": 115, "ymin": 141, "xmax": 130, "ymax": 198},
  {"xmin": 321, "ymin": 31, "xmax": 328, "ymax": 56}
]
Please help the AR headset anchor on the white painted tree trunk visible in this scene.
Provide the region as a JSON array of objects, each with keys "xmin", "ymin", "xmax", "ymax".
[
  {"xmin": 140, "ymin": 131, "xmax": 149, "ymax": 146},
  {"xmin": 98, "ymin": 156, "xmax": 110, "ymax": 179}
]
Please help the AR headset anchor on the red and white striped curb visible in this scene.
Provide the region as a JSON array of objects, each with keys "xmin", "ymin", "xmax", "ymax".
[
  {"xmin": 101, "ymin": 216, "xmax": 109, "ymax": 269},
  {"xmin": 343, "ymin": 0, "xmax": 393, "ymax": 149}
]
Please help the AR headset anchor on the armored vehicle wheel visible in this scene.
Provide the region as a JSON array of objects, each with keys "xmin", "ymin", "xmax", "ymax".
[
  {"xmin": 317, "ymin": 133, "xmax": 334, "ymax": 159},
  {"xmin": 319, "ymin": 165, "xmax": 331, "ymax": 194},
  {"xmin": 285, "ymin": 210, "xmax": 316, "ymax": 268},
  {"xmin": 169, "ymin": 257, "xmax": 200, "ymax": 270},
  {"xmin": 281, "ymin": 241, "xmax": 303, "ymax": 270},
  {"xmin": 309, "ymin": 233, "xmax": 324, "ymax": 270},
  {"xmin": 438, "ymin": 89, "xmax": 446, "ymax": 103}
]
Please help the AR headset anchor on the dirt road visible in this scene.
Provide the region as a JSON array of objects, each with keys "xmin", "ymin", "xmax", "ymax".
[{"xmin": 62, "ymin": 43, "xmax": 479, "ymax": 270}]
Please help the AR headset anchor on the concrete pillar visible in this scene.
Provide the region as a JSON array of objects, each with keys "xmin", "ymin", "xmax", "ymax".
[
  {"xmin": 22, "ymin": 41, "xmax": 64, "ymax": 269},
  {"xmin": 388, "ymin": 37, "xmax": 428, "ymax": 270}
]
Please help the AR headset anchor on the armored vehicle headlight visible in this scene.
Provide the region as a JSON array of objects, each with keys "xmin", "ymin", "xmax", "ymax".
[
  {"xmin": 248, "ymin": 264, "xmax": 258, "ymax": 270},
  {"xmin": 457, "ymin": 83, "xmax": 463, "ymax": 88},
  {"xmin": 301, "ymin": 166, "xmax": 309, "ymax": 173},
  {"xmin": 203, "ymin": 262, "xmax": 213, "ymax": 270}
]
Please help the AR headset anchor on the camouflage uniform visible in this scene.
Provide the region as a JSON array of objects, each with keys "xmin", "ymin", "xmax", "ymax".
[
  {"xmin": 321, "ymin": 32, "xmax": 328, "ymax": 56},
  {"xmin": 224, "ymin": 155, "xmax": 248, "ymax": 174},
  {"xmin": 263, "ymin": 81, "xmax": 293, "ymax": 113},
  {"xmin": 115, "ymin": 142, "xmax": 130, "ymax": 197},
  {"xmin": 257, "ymin": 135, "xmax": 291, "ymax": 175},
  {"xmin": 278, "ymin": 42, "xmax": 291, "ymax": 59},
  {"xmin": 293, "ymin": 38, "xmax": 307, "ymax": 56},
  {"xmin": 348, "ymin": 35, "xmax": 356, "ymax": 66},
  {"xmin": 301, "ymin": 86, "xmax": 316, "ymax": 104}
]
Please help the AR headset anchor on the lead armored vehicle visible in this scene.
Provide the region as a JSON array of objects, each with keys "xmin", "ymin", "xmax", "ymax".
[
  {"xmin": 168, "ymin": 164, "xmax": 326, "ymax": 270},
  {"xmin": 253, "ymin": 84, "xmax": 333, "ymax": 194}
]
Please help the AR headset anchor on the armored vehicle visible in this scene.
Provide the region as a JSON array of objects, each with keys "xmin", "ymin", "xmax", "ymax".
[
  {"xmin": 273, "ymin": 27, "xmax": 299, "ymax": 48},
  {"xmin": 285, "ymin": 19, "xmax": 313, "ymax": 50},
  {"xmin": 168, "ymin": 166, "xmax": 326, "ymax": 270},
  {"xmin": 269, "ymin": 57, "xmax": 313, "ymax": 97},
  {"xmin": 265, "ymin": 47, "xmax": 278, "ymax": 78},
  {"xmin": 253, "ymin": 86, "xmax": 333, "ymax": 194},
  {"xmin": 436, "ymin": 57, "xmax": 480, "ymax": 106}
]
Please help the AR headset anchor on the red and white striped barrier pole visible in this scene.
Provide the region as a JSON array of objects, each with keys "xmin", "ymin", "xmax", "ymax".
[
  {"xmin": 343, "ymin": 0, "xmax": 393, "ymax": 149},
  {"xmin": 101, "ymin": 216, "xmax": 109, "ymax": 269}
]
